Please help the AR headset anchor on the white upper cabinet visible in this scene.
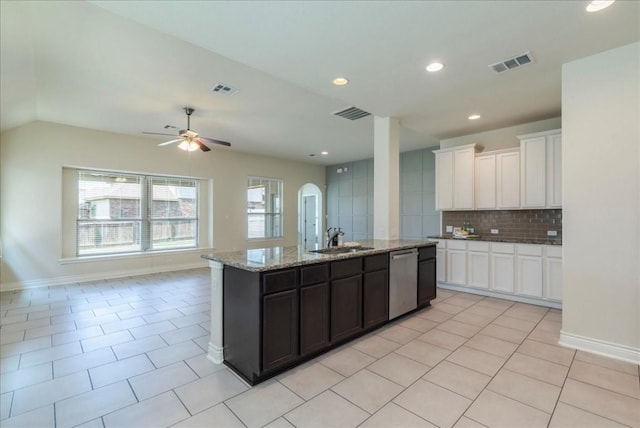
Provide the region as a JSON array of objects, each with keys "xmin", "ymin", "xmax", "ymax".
[
  {"xmin": 475, "ymin": 149, "xmax": 519, "ymax": 210},
  {"xmin": 546, "ymin": 133, "xmax": 562, "ymax": 207},
  {"xmin": 434, "ymin": 144, "xmax": 475, "ymax": 210},
  {"xmin": 496, "ymin": 151, "xmax": 520, "ymax": 209},
  {"xmin": 518, "ymin": 129, "xmax": 562, "ymax": 208},
  {"xmin": 475, "ymin": 155, "xmax": 496, "ymax": 209}
]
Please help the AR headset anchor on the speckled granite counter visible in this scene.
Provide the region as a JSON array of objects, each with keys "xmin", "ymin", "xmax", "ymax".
[
  {"xmin": 427, "ymin": 235, "xmax": 562, "ymax": 245},
  {"xmin": 201, "ymin": 239, "xmax": 435, "ymax": 272}
]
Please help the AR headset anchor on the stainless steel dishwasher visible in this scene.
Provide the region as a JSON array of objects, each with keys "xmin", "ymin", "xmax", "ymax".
[{"xmin": 389, "ymin": 248, "xmax": 418, "ymax": 320}]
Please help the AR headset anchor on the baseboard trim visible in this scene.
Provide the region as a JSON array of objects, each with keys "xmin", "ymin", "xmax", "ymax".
[
  {"xmin": 0, "ymin": 261, "xmax": 208, "ymax": 292},
  {"xmin": 559, "ymin": 331, "xmax": 640, "ymax": 365},
  {"xmin": 437, "ymin": 282, "xmax": 562, "ymax": 309}
]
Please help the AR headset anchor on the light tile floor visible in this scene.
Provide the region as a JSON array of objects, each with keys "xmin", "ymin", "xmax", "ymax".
[{"xmin": 1, "ymin": 268, "xmax": 639, "ymax": 428}]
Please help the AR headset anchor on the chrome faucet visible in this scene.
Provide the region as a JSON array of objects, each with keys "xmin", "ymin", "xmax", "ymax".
[{"xmin": 327, "ymin": 227, "xmax": 344, "ymax": 247}]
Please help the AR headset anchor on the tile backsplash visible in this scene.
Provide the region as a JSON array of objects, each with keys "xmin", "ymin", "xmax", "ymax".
[{"xmin": 441, "ymin": 209, "xmax": 562, "ymax": 241}]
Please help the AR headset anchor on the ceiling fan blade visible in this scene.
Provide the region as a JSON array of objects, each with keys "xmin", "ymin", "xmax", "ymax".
[
  {"xmin": 143, "ymin": 131, "xmax": 178, "ymax": 137},
  {"xmin": 196, "ymin": 140, "xmax": 211, "ymax": 152},
  {"xmin": 158, "ymin": 138, "xmax": 183, "ymax": 146},
  {"xmin": 200, "ymin": 136, "xmax": 231, "ymax": 147}
]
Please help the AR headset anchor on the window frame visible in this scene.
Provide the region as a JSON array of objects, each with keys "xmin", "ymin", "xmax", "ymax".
[
  {"xmin": 75, "ymin": 169, "xmax": 199, "ymax": 257},
  {"xmin": 247, "ymin": 176, "xmax": 284, "ymax": 240}
]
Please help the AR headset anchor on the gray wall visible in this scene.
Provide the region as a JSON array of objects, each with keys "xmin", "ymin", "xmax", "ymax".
[{"xmin": 326, "ymin": 147, "xmax": 439, "ymax": 242}]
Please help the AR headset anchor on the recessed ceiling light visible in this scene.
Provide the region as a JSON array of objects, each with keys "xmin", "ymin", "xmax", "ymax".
[
  {"xmin": 468, "ymin": 114, "xmax": 481, "ymax": 120},
  {"xmin": 333, "ymin": 77, "xmax": 349, "ymax": 86},
  {"xmin": 321, "ymin": 151, "xmax": 328, "ymax": 155},
  {"xmin": 426, "ymin": 62, "xmax": 444, "ymax": 72},
  {"xmin": 586, "ymin": 0, "xmax": 615, "ymax": 12}
]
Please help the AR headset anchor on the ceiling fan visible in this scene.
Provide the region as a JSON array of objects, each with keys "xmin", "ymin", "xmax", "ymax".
[{"xmin": 143, "ymin": 107, "xmax": 231, "ymax": 152}]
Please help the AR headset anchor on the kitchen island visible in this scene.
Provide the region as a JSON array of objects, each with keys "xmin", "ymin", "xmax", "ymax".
[{"xmin": 201, "ymin": 239, "xmax": 436, "ymax": 385}]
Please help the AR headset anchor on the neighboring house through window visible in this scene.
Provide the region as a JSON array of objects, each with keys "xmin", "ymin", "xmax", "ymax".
[
  {"xmin": 76, "ymin": 170, "xmax": 198, "ymax": 256},
  {"xmin": 247, "ymin": 176, "xmax": 283, "ymax": 239}
]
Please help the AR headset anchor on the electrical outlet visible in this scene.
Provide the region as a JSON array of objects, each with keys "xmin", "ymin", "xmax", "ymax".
[
  {"xmin": 547, "ymin": 230, "xmax": 558, "ymax": 237},
  {"xmin": 491, "ymin": 229, "xmax": 499, "ymax": 234},
  {"xmin": 446, "ymin": 225, "xmax": 453, "ymax": 233}
]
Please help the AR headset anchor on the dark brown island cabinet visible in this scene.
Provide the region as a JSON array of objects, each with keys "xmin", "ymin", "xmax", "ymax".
[{"xmin": 222, "ymin": 246, "xmax": 436, "ymax": 385}]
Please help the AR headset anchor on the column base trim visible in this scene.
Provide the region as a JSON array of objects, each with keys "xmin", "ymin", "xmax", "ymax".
[
  {"xmin": 559, "ymin": 331, "xmax": 640, "ymax": 365},
  {"xmin": 207, "ymin": 342, "xmax": 224, "ymax": 365}
]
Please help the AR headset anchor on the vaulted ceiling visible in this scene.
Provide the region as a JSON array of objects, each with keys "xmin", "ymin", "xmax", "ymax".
[{"xmin": 1, "ymin": 1, "xmax": 638, "ymax": 164}]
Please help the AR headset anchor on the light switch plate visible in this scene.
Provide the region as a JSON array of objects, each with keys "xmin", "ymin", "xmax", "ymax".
[
  {"xmin": 446, "ymin": 225, "xmax": 453, "ymax": 232},
  {"xmin": 491, "ymin": 229, "xmax": 499, "ymax": 234},
  {"xmin": 547, "ymin": 230, "xmax": 558, "ymax": 236}
]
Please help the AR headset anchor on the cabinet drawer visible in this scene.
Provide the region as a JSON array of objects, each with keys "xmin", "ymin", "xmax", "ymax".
[
  {"xmin": 262, "ymin": 269, "xmax": 297, "ymax": 295},
  {"xmin": 447, "ymin": 240, "xmax": 467, "ymax": 251},
  {"xmin": 364, "ymin": 254, "xmax": 388, "ymax": 272},
  {"xmin": 331, "ymin": 258, "xmax": 362, "ymax": 279},
  {"xmin": 300, "ymin": 264, "xmax": 329, "ymax": 285},
  {"xmin": 518, "ymin": 244, "xmax": 543, "ymax": 256},
  {"xmin": 418, "ymin": 246, "xmax": 436, "ymax": 260},
  {"xmin": 491, "ymin": 243, "xmax": 515, "ymax": 254},
  {"xmin": 546, "ymin": 246, "xmax": 562, "ymax": 258},
  {"xmin": 467, "ymin": 241, "xmax": 489, "ymax": 252},
  {"xmin": 432, "ymin": 240, "xmax": 446, "ymax": 249}
]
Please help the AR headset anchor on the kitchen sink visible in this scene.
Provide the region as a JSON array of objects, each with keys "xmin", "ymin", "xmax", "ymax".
[{"xmin": 309, "ymin": 246, "xmax": 374, "ymax": 254}]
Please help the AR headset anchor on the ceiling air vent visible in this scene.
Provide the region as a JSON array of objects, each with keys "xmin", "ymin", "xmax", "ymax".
[
  {"xmin": 489, "ymin": 52, "xmax": 535, "ymax": 74},
  {"xmin": 211, "ymin": 83, "xmax": 239, "ymax": 96},
  {"xmin": 333, "ymin": 106, "xmax": 371, "ymax": 120}
]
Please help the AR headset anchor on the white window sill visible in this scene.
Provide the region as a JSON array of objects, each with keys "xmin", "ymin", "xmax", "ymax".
[{"xmin": 59, "ymin": 247, "xmax": 213, "ymax": 265}]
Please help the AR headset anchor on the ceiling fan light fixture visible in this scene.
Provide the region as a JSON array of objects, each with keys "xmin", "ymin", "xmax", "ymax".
[
  {"xmin": 426, "ymin": 62, "xmax": 444, "ymax": 72},
  {"xmin": 178, "ymin": 141, "xmax": 199, "ymax": 152},
  {"xmin": 586, "ymin": 0, "xmax": 615, "ymax": 12}
]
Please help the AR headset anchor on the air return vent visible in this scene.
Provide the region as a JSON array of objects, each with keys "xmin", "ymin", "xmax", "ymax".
[
  {"xmin": 333, "ymin": 106, "xmax": 371, "ymax": 120},
  {"xmin": 489, "ymin": 52, "xmax": 535, "ymax": 73},
  {"xmin": 211, "ymin": 83, "xmax": 239, "ymax": 95}
]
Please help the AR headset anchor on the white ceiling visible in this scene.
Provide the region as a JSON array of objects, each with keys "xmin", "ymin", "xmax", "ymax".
[{"xmin": 1, "ymin": 1, "xmax": 638, "ymax": 164}]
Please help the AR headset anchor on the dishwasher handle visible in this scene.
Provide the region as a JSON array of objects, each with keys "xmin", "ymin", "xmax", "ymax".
[{"xmin": 390, "ymin": 249, "xmax": 418, "ymax": 260}]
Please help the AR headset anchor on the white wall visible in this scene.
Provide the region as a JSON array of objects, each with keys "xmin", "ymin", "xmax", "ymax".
[
  {"xmin": 561, "ymin": 42, "xmax": 639, "ymax": 363},
  {"xmin": 440, "ymin": 117, "xmax": 561, "ymax": 152},
  {"xmin": 0, "ymin": 121, "xmax": 325, "ymax": 290}
]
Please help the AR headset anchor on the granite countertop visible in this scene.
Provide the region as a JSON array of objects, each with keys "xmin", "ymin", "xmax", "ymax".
[
  {"xmin": 201, "ymin": 239, "xmax": 435, "ymax": 272},
  {"xmin": 427, "ymin": 235, "xmax": 562, "ymax": 245}
]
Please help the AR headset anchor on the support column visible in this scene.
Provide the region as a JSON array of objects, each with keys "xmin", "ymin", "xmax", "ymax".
[
  {"xmin": 373, "ymin": 116, "xmax": 400, "ymax": 240},
  {"xmin": 207, "ymin": 260, "xmax": 224, "ymax": 364}
]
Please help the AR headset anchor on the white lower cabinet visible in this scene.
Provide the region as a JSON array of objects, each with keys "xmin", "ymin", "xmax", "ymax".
[
  {"xmin": 491, "ymin": 253, "xmax": 515, "ymax": 293},
  {"xmin": 545, "ymin": 246, "xmax": 563, "ymax": 301},
  {"xmin": 467, "ymin": 242, "xmax": 490, "ymax": 289},
  {"xmin": 433, "ymin": 239, "xmax": 562, "ymax": 307},
  {"xmin": 447, "ymin": 250, "xmax": 467, "ymax": 285},
  {"xmin": 516, "ymin": 245, "xmax": 543, "ymax": 298}
]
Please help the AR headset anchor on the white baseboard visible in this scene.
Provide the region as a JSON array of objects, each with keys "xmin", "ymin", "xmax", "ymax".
[
  {"xmin": 437, "ymin": 282, "xmax": 562, "ymax": 309},
  {"xmin": 559, "ymin": 331, "xmax": 640, "ymax": 365},
  {"xmin": 0, "ymin": 261, "xmax": 208, "ymax": 292}
]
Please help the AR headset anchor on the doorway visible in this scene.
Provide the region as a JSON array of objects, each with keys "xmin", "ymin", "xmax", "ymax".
[{"xmin": 298, "ymin": 183, "xmax": 323, "ymax": 249}]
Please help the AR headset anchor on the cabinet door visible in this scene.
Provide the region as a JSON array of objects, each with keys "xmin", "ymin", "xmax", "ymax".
[
  {"xmin": 520, "ymin": 137, "xmax": 547, "ymax": 208},
  {"xmin": 468, "ymin": 252, "xmax": 489, "ymax": 289},
  {"xmin": 363, "ymin": 270, "xmax": 389, "ymax": 328},
  {"xmin": 491, "ymin": 254, "xmax": 515, "ymax": 293},
  {"xmin": 517, "ymin": 256, "xmax": 543, "ymax": 297},
  {"xmin": 545, "ymin": 258, "xmax": 563, "ymax": 301},
  {"xmin": 497, "ymin": 151, "xmax": 520, "ymax": 209},
  {"xmin": 546, "ymin": 134, "xmax": 562, "ymax": 208},
  {"xmin": 447, "ymin": 250, "xmax": 466, "ymax": 285},
  {"xmin": 330, "ymin": 275, "xmax": 362, "ymax": 342},
  {"xmin": 435, "ymin": 151, "xmax": 454, "ymax": 210},
  {"xmin": 454, "ymin": 148, "xmax": 475, "ymax": 209},
  {"xmin": 436, "ymin": 249, "xmax": 446, "ymax": 282},
  {"xmin": 300, "ymin": 282, "xmax": 330, "ymax": 356},
  {"xmin": 262, "ymin": 289, "xmax": 298, "ymax": 372},
  {"xmin": 418, "ymin": 259, "xmax": 436, "ymax": 305},
  {"xmin": 475, "ymin": 155, "xmax": 496, "ymax": 209}
]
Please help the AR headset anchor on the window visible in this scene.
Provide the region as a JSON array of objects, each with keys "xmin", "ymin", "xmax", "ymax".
[
  {"xmin": 247, "ymin": 176, "xmax": 283, "ymax": 239},
  {"xmin": 76, "ymin": 170, "xmax": 198, "ymax": 256}
]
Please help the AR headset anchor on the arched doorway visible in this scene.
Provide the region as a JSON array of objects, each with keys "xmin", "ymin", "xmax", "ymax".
[{"xmin": 298, "ymin": 183, "xmax": 323, "ymax": 249}]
